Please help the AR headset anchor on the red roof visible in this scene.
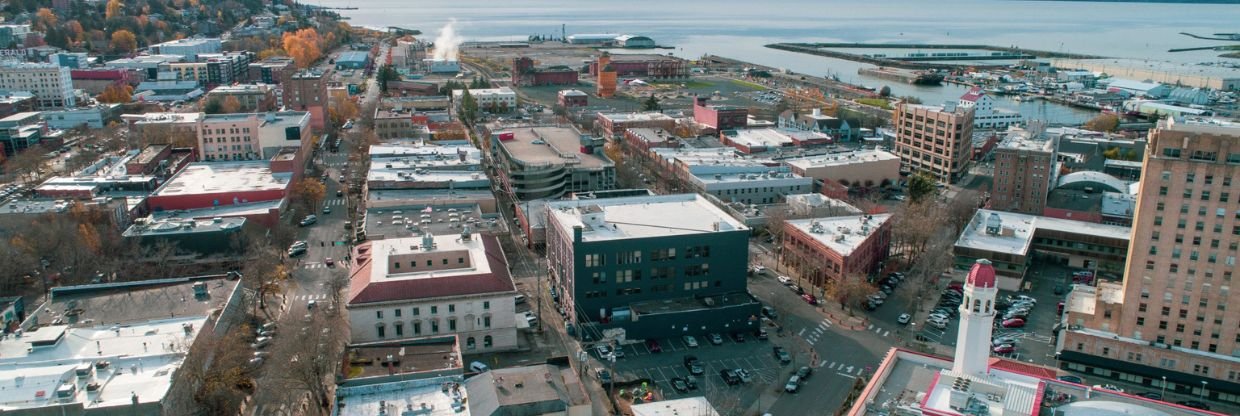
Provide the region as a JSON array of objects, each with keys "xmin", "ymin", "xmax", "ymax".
[
  {"xmin": 966, "ymin": 259, "xmax": 997, "ymax": 288},
  {"xmin": 347, "ymin": 235, "xmax": 516, "ymax": 305},
  {"xmin": 988, "ymin": 357, "xmax": 1058, "ymax": 379},
  {"xmin": 960, "ymin": 87, "xmax": 984, "ymax": 103}
]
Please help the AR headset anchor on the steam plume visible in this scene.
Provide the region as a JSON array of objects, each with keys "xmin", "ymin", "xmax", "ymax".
[{"xmin": 432, "ymin": 19, "xmax": 462, "ymax": 61}]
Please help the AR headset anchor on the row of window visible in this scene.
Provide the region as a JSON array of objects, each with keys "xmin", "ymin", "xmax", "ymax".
[
  {"xmin": 392, "ymin": 257, "xmax": 467, "ymax": 269},
  {"xmin": 375, "ymin": 302, "xmax": 488, "ymax": 319},
  {"xmin": 584, "ymin": 246, "xmax": 713, "ymax": 267},
  {"xmin": 1162, "ymin": 147, "xmax": 1240, "ymax": 164}
]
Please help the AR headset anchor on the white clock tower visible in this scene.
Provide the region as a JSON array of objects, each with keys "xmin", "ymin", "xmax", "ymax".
[{"xmin": 953, "ymin": 259, "xmax": 999, "ymax": 377}]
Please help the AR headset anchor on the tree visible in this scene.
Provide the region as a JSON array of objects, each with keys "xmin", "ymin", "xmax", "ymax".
[
  {"xmin": 282, "ymin": 28, "xmax": 322, "ymax": 69},
  {"xmin": 878, "ymin": 85, "xmax": 891, "ymax": 97},
  {"xmin": 3, "ymin": 147, "xmax": 47, "ymax": 181},
  {"xmin": 641, "ymin": 95, "xmax": 661, "ymax": 112},
  {"xmin": 458, "ymin": 88, "xmax": 479, "ymax": 126},
  {"xmin": 291, "ymin": 178, "xmax": 327, "ymax": 213},
  {"xmin": 907, "ymin": 172, "xmax": 937, "ymax": 203},
  {"xmin": 110, "ymin": 29, "xmax": 137, "ymax": 53},
  {"xmin": 203, "ymin": 99, "xmax": 223, "ymax": 114},
  {"xmin": 34, "ymin": 8, "xmax": 57, "ymax": 32},
  {"xmin": 328, "ymin": 90, "xmax": 359, "ymax": 127},
  {"xmin": 220, "ymin": 96, "xmax": 243, "ymax": 113},
  {"xmin": 376, "ymin": 65, "xmax": 399, "ymax": 94},
  {"xmin": 831, "ymin": 276, "xmax": 875, "ymax": 314},
  {"xmin": 1084, "ymin": 113, "xmax": 1119, "ymax": 132},
  {"xmin": 105, "ymin": 0, "xmax": 125, "ymax": 19},
  {"xmin": 96, "ymin": 84, "xmax": 133, "ymax": 103}
]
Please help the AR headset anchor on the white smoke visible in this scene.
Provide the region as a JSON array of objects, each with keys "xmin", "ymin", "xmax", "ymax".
[{"xmin": 432, "ymin": 19, "xmax": 463, "ymax": 61}]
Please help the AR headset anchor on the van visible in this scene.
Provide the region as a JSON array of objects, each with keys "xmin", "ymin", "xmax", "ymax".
[
  {"xmin": 470, "ymin": 361, "xmax": 490, "ymax": 373},
  {"xmin": 514, "ymin": 294, "xmax": 527, "ymax": 304},
  {"xmin": 252, "ymin": 336, "xmax": 272, "ymax": 349}
]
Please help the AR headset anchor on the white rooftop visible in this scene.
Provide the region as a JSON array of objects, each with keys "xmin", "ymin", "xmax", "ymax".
[
  {"xmin": 727, "ymin": 128, "xmax": 795, "ymax": 149},
  {"xmin": 631, "ymin": 397, "xmax": 719, "ymax": 416},
  {"xmin": 368, "ymin": 234, "xmax": 495, "ymax": 281},
  {"xmin": 152, "ymin": 162, "xmax": 291, "ymax": 197},
  {"xmin": 998, "ymin": 128, "xmax": 1055, "ymax": 152},
  {"xmin": 786, "ymin": 214, "xmax": 892, "ymax": 256},
  {"xmin": 692, "ymin": 169, "xmax": 807, "ymax": 186},
  {"xmin": 333, "ymin": 376, "xmax": 467, "ymax": 416},
  {"xmin": 783, "ymin": 148, "xmax": 899, "ymax": 169},
  {"xmin": 785, "ymin": 193, "xmax": 862, "ymax": 214},
  {"xmin": 547, "ymin": 194, "xmax": 747, "ymax": 242},
  {"xmin": 955, "ymin": 210, "xmax": 1130, "ymax": 256},
  {"xmin": 599, "ymin": 112, "xmax": 676, "ymax": 123},
  {"xmin": 0, "ymin": 317, "xmax": 207, "ymax": 411}
]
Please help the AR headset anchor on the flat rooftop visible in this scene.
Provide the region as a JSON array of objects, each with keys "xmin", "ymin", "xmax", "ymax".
[
  {"xmin": 496, "ymin": 127, "xmax": 611, "ymax": 169},
  {"xmin": 35, "ymin": 277, "xmax": 240, "ymax": 328},
  {"xmin": 955, "ymin": 209, "xmax": 1130, "ymax": 256},
  {"xmin": 631, "ymin": 397, "xmax": 719, "ymax": 416},
  {"xmin": 630, "ymin": 291, "xmax": 757, "ymax": 315},
  {"xmin": 692, "ymin": 170, "xmax": 809, "ymax": 186},
  {"xmin": 998, "ymin": 128, "xmax": 1055, "ymax": 152},
  {"xmin": 727, "ymin": 128, "xmax": 795, "ymax": 149},
  {"xmin": 152, "ymin": 162, "xmax": 292, "ymax": 197},
  {"xmin": 599, "ymin": 112, "xmax": 675, "ymax": 123},
  {"xmin": 364, "ymin": 203, "xmax": 492, "ymax": 239},
  {"xmin": 335, "ymin": 376, "xmax": 468, "ymax": 416},
  {"xmin": 786, "ymin": 214, "xmax": 892, "ymax": 256},
  {"xmin": 123, "ymin": 217, "xmax": 246, "ymax": 238},
  {"xmin": 149, "ymin": 199, "xmax": 284, "ymax": 220},
  {"xmin": 342, "ymin": 338, "xmax": 463, "ymax": 380},
  {"xmin": 347, "ymin": 234, "xmax": 515, "ymax": 305},
  {"xmin": 466, "ymin": 364, "xmax": 590, "ymax": 415},
  {"xmin": 546, "ymin": 193, "xmax": 747, "ymax": 242},
  {"xmin": 783, "ymin": 148, "xmax": 899, "ymax": 169}
]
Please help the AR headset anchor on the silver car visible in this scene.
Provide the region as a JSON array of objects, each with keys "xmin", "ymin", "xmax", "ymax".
[{"xmin": 682, "ymin": 335, "xmax": 699, "ymax": 348}]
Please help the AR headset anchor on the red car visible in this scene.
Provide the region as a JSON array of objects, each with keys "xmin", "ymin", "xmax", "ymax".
[
  {"xmin": 992, "ymin": 344, "xmax": 1016, "ymax": 354},
  {"xmin": 947, "ymin": 282, "xmax": 964, "ymax": 291},
  {"xmin": 646, "ymin": 339, "xmax": 662, "ymax": 353},
  {"xmin": 801, "ymin": 294, "xmax": 818, "ymax": 305},
  {"xmin": 325, "ymin": 257, "xmax": 335, "ymax": 267},
  {"xmin": 1001, "ymin": 318, "xmax": 1026, "ymax": 328}
]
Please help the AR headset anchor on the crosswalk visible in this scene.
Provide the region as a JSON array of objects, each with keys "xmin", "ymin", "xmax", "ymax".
[
  {"xmin": 821, "ymin": 360, "xmax": 867, "ymax": 378},
  {"xmin": 303, "ymin": 262, "xmax": 328, "ymax": 269},
  {"xmin": 324, "ymin": 198, "xmax": 346, "ymax": 206},
  {"xmin": 867, "ymin": 323, "xmax": 891, "ymax": 337},
  {"xmin": 291, "ymin": 293, "xmax": 329, "ymax": 302},
  {"xmin": 806, "ymin": 318, "xmax": 832, "ymax": 344}
]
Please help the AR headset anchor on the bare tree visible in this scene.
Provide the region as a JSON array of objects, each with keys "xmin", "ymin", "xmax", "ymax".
[
  {"xmin": 168, "ymin": 322, "xmax": 256, "ymax": 415},
  {"xmin": 830, "ymin": 275, "xmax": 875, "ymax": 315},
  {"xmin": 946, "ymin": 189, "xmax": 982, "ymax": 234},
  {"xmin": 272, "ymin": 311, "xmax": 340, "ymax": 412},
  {"xmin": 242, "ymin": 243, "xmax": 288, "ymax": 316}
]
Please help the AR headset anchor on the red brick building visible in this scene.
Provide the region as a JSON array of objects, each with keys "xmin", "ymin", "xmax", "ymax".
[
  {"xmin": 693, "ymin": 97, "xmax": 747, "ymax": 130},
  {"xmin": 558, "ymin": 89, "xmax": 588, "ymax": 108},
  {"xmin": 145, "ymin": 161, "xmax": 293, "ymax": 226},
  {"xmin": 71, "ymin": 68, "xmax": 143, "ymax": 95},
  {"xmin": 780, "ymin": 214, "xmax": 893, "ymax": 294},
  {"xmin": 512, "ymin": 57, "xmax": 580, "ymax": 86}
]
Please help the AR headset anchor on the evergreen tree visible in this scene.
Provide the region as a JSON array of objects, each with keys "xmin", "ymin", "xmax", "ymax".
[{"xmin": 641, "ymin": 95, "xmax": 661, "ymax": 112}]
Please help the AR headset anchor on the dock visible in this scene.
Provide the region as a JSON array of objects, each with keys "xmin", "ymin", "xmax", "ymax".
[{"xmin": 766, "ymin": 43, "xmax": 1104, "ymax": 70}]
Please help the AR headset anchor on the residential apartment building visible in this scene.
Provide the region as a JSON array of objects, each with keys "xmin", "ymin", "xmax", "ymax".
[
  {"xmin": 893, "ymin": 102, "xmax": 975, "ymax": 184},
  {"xmin": 781, "ymin": 214, "xmax": 893, "ymax": 296},
  {"xmin": 452, "ymin": 87, "xmax": 518, "ymax": 113},
  {"xmin": 597, "ymin": 112, "xmax": 677, "ymax": 139},
  {"xmin": 991, "ymin": 124, "xmax": 1058, "ymax": 214},
  {"xmin": 198, "ymin": 111, "xmax": 311, "ymax": 161},
  {"xmin": 204, "ymin": 84, "xmax": 276, "ymax": 112},
  {"xmin": 488, "ymin": 125, "xmax": 615, "ymax": 200},
  {"xmin": 284, "ymin": 69, "xmax": 329, "ymax": 130},
  {"xmin": 345, "ymin": 233, "xmax": 518, "ymax": 351},
  {"xmin": 1057, "ymin": 118, "xmax": 1240, "ymax": 405},
  {"xmin": 777, "ymin": 108, "xmax": 854, "ymax": 142},
  {"xmin": 149, "ymin": 37, "xmax": 223, "ymax": 61},
  {"xmin": 544, "ymin": 194, "xmax": 761, "ymax": 340},
  {"xmin": 0, "ymin": 62, "xmax": 75, "ymax": 109}
]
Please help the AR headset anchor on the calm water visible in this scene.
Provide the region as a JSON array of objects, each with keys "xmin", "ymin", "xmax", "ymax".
[{"xmin": 325, "ymin": 0, "xmax": 1239, "ymax": 123}]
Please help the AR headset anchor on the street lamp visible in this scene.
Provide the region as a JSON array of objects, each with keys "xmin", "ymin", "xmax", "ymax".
[
  {"xmin": 1199, "ymin": 380, "xmax": 1207, "ymax": 401},
  {"xmin": 1160, "ymin": 376, "xmax": 1167, "ymax": 399}
]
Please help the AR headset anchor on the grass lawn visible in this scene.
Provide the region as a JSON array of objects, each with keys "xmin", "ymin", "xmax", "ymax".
[
  {"xmin": 652, "ymin": 80, "xmax": 713, "ymax": 89},
  {"xmin": 855, "ymin": 98, "xmax": 892, "ymax": 110},
  {"xmin": 729, "ymin": 79, "xmax": 769, "ymax": 91}
]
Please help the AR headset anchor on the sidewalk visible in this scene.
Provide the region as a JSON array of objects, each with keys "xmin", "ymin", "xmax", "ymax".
[{"xmin": 819, "ymin": 301, "xmax": 870, "ymax": 331}]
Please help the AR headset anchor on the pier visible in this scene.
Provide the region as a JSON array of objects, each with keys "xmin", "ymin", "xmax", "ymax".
[{"xmin": 766, "ymin": 43, "xmax": 1105, "ymax": 70}]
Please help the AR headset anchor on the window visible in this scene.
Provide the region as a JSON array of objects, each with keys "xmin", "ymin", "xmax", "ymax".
[
  {"xmin": 413, "ymin": 307, "xmax": 420, "ymax": 316},
  {"xmin": 483, "ymin": 301, "xmax": 490, "ymax": 310},
  {"xmin": 413, "ymin": 321, "xmax": 421, "ymax": 334},
  {"xmin": 431, "ymin": 320, "xmax": 439, "ymax": 333},
  {"xmin": 376, "ymin": 310, "xmax": 383, "ymax": 319},
  {"xmin": 1162, "ymin": 148, "xmax": 1181, "ymax": 158},
  {"xmin": 484, "ymin": 335, "xmax": 493, "ymax": 348},
  {"xmin": 448, "ymin": 304, "xmax": 455, "ymax": 313},
  {"xmin": 394, "ymin": 322, "xmax": 404, "ymax": 336},
  {"xmin": 585, "ymin": 254, "xmax": 603, "ymax": 267},
  {"xmin": 431, "ymin": 306, "xmax": 438, "ymax": 314},
  {"xmin": 377, "ymin": 324, "xmax": 386, "ymax": 338},
  {"xmin": 448, "ymin": 318, "xmax": 457, "ymax": 331},
  {"xmin": 466, "ymin": 337, "xmax": 476, "ymax": 350},
  {"xmin": 483, "ymin": 316, "xmax": 491, "ymax": 328}
]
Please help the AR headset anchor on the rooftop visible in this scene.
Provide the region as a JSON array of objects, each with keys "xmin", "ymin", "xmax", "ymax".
[
  {"xmin": 495, "ymin": 126, "xmax": 612, "ymax": 169},
  {"xmin": 546, "ymin": 194, "xmax": 747, "ymax": 242},
  {"xmin": 122, "ymin": 216, "xmax": 247, "ymax": 238},
  {"xmin": 998, "ymin": 127, "xmax": 1056, "ymax": 152},
  {"xmin": 151, "ymin": 162, "xmax": 292, "ymax": 197},
  {"xmin": 785, "ymin": 214, "xmax": 892, "ymax": 256},
  {"xmin": 783, "ymin": 148, "xmax": 899, "ymax": 169},
  {"xmin": 785, "ymin": 193, "xmax": 863, "ymax": 215},
  {"xmin": 599, "ymin": 112, "xmax": 676, "ymax": 123},
  {"xmin": 955, "ymin": 210, "xmax": 1130, "ymax": 256},
  {"xmin": 692, "ymin": 169, "xmax": 808, "ymax": 186},
  {"xmin": 465, "ymin": 364, "xmax": 590, "ymax": 416},
  {"xmin": 347, "ymin": 233, "xmax": 515, "ymax": 305},
  {"xmin": 337, "ymin": 51, "xmax": 370, "ymax": 63},
  {"xmin": 631, "ymin": 397, "xmax": 719, "ymax": 416},
  {"xmin": 148, "ymin": 199, "xmax": 285, "ymax": 221},
  {"xmin": 342, "ymin": 337, "xmax": 463, "ymax": 381},
  {"xmin": 335, "ymin": 376, "xmax": 468, "ymax": 415},
  {"xmin": 363, "ymin": 203, "xmax": 494, "ymax": 239}
]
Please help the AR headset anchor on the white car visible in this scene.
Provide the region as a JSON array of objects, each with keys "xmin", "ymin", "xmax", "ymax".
[
  {"xmin": 897, "ymin": 313, "xmax": 911, "ymax": 325},
  {"xmin": 683, "ymin": 335, "xmax": 699, "ymax": 348},
  {"xmin": 777, "ymin": 275, "xmax": 792, "ymax": 285}
]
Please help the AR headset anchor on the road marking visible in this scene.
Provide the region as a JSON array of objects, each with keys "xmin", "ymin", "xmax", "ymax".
[
  {"xmin": 836, "ymin": 373, "xmax": 857, "ymax": 379},
  {"xmin": 819, "ymin": 361, "xmax": 827, "ymax": 368},
  {"xmin": 867, "ymin": 324, "xmax": 874, "ymax": 330},
  {"xmin": 798, "ymin": 328, "xmax": 806, "ymax": 336},
  {"xmin": 883, "ymin": 330, "xmax": 890, "ymax": 337},
  {"xmin": 856, "ymin": 367, "xmax": 864, "ymax": 375},
  {"xmin": 822, "ymin": 318, "xmax": 833, "ymax": 326},
  {"xmin": 828, "ymin": 362, "xmax": 837, "ymax": 369},
  {"xmin": 846, "ymin": 365, "xmax": 854, "ymax": 373}
]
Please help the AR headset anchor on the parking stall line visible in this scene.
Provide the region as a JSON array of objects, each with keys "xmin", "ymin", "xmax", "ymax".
[
  {"xmin": 798, "ymin": 328, "xmax": 806, "ymax": 336},
  {"xmin": 828, "ymin": 362, "xmax": 837, "ymax": 369}
]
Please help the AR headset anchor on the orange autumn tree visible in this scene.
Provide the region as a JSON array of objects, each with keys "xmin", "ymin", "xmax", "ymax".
[
  {"xmin": 110, "ymin": 30, "xmax": 137, "ymax": 53},
  {"xmin": 97, "ymin": 84, "xmax": 133, "ymax": 103},
  {"xmin": 105, "ymin": 0, "xmax": 125, "ymax": 19},
  {"xmin": 282, "ymin": 28, "xmax": 322, "ymax": 69}
]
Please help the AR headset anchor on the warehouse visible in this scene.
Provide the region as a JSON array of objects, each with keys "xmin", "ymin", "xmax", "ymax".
[
  {"xmin": 1053, "ymin": 58, "xmax": 1239, "ymax": 91},
  {"xmin": 566, "ymin": 33, "xmax": 620, "ymax": 45},
  {"xmin": 615, "ymin": 35, "xmax": 656, "ymax": 48},
  {"xmin": 335, "ymin": 51, "xmax": 371, "ymax": 70}
]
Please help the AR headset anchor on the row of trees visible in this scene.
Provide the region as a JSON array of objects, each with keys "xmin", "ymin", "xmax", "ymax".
[{"xmin": 16, "ymin": 0, "xmax": 267, "ymax": 54}]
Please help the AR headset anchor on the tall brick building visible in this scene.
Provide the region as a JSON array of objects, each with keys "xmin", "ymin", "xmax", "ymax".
[
  {"xmin": 990, "ymin": 123, "xmax": 1057, "ymax": 214},
  {"xmin": 284, "ymin": 69, "xmax": 329, "ymax": 131},
  {"xmin": 1058, "ymin": 118, "xmax": 1240, "ymax": 405},
  {"xmin": 893, "ymin": 103, "xmax": 974, "ymax": 184}
]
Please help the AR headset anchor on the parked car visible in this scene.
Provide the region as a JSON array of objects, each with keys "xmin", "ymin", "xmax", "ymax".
[
  {"xmin": 751, "ymin": 265, "xmax": 767, "ymax": 275},
  {"xmin": 1135, "ymin": 392, "xmax": 1163, "ymax": 400},
  {"xmin": 1001, "ymin": 318, "xmax": 1026, "ymax": 328},
  {"xmin": 670, "ymin": 377, "xmax": 690, "ymax": 393},
  {"xmin": 683, "ymin": 355, "xmax": 704, "ymax": 375},
  {"xmin": 596, "ymin": 369, "xmax": 612, "ymax": 385},
  {"xmin": 719, "ymin": 369, "xmax": 741, "ymax": 385},
  {"xmin": 299, "ymin": 215, "xmax": 318, "ymax": 226},
  {"xmin": 514, "ymin": 294, "xmax": 527, "ymax": 304},
  {"xmin": 1057, "ymin": 375, "xmax": 1084, "ymax": 384},
  {"xmin": 777, "ymin": 275, "xmax": 792, "ymax": 285},
  {"xmin": 1175, "ymin": 400, "xmax": 1210, "ymax": 410},
  {"xmin": 730, "ymin": 332, "xmax": 746, "ymax": 343},
  {"xmin": 646, "ymin": 339, "xmax": 662, "ymax": 353},
  {"xmin": 470, "ymin": 361, "xmax": 490, "ymax": 373},
  {"xmin": 754, "ymin": 328, "xmax": 768, "ymax": 340},
  {"xmin": 992, "ymin": 344, "xmax": 1016, "ymax": 354},
  {"xmin": 1093, "ymin": 384, "xmax": 1123, "ymax": 393},
  {"xmin": 789, "ymin": 284, "xmax": 803, "ymax": 294},
  {"xmin": 1053, "ymin": 283, "xmax": 1066, "ymax": 295},
  {"xmin": 992, "ymin": 336, "xmax": 1018, "ymax": 346},
  {"xmin": 773, "ymin": 346, "xmax": 791, "ymax": 364},
  {"xmin": 897, "ymin": 313, "xmax": 911, "ymax": 325},
  {"xmin": 735, "ymin": 368, "xmax": 753, "ymax": 383},
  {"xmin": 683, "ymin": 335, "xmax": 699, "ymax": 348},
  {"xmin": 251, "ymin": 336, "xmax": 272, "ymax": 349},
  {"xmin": 761, "ymin": 306, "xmax": 779, "ymax": 320},
  {"xmin": 784, "ymin": 375, "xmax": 801, "ymax": 393},
  {"xmin": 801, "ymin": 294, "xmax": 818, "ymax": 305},
  {"xmin": 708, "ymin": 333, "xmax": 724, "ymax": 345}
]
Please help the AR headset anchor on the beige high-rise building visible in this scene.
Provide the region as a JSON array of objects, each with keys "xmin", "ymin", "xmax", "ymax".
[
  {"xmin": 893, "ymin": 103, "xmax": 974, "ymax": 184},
  {"xmin": 1058, "ymin": 118, "xmax": 1240, "ymax": 405}
]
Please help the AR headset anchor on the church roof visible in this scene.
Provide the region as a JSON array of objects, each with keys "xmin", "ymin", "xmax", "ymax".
[{"xmin": 966, "ymin": 259, "xmax": 997, "ymax": 288}]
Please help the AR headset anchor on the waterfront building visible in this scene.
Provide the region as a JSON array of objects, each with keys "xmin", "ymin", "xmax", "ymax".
[
  {"xmin": 958, "ymin": 87, "xmax": 1023, "ymax": 130},
  {"xmin": 893, "ymin": 102, "xmax": 975, "ymax": 184}
]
